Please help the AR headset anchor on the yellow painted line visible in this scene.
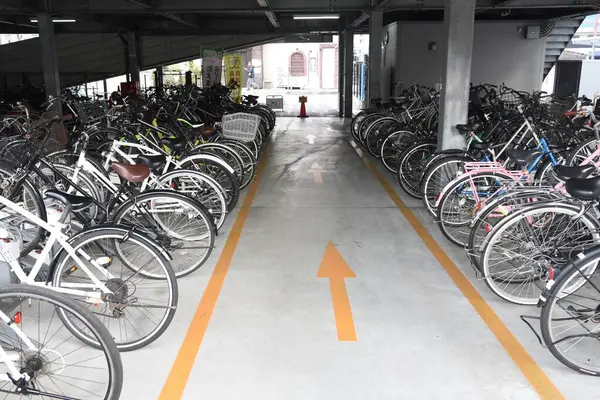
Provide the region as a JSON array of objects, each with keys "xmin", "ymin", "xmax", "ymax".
[
  {"xmin": 158, "ymin": 148, "xmax": 269, "ymax": 400},
  {"xmin": 317, "ymin": 241, "xmax": 357, "ymax": 341},
  {"xmin": 350, "ymin": 141, "xmax": 564, "ymax": 400}
]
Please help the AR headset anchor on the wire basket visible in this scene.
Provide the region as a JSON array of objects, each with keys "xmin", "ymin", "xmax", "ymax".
[
  {"xmin": 70, "ymin": 100, "xmax": 108, "ymax": 126},
  {"xmin": 221, "ymin": 113, "xmax": 261, "ymax": 142}
]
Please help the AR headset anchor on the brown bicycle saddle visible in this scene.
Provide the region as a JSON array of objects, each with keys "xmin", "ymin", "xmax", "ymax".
[{"xmin": 111, "ymin": 162, "xmax": 150, "ymax": 183}]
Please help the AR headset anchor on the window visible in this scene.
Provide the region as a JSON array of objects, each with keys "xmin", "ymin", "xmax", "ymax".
[
  {"xmin": 290, "ymin": 52, "xmax": 306, "ymax": 77},
  {"xmin": 309, "ymin": 57, "xmax": 317, "ymax": 73}
]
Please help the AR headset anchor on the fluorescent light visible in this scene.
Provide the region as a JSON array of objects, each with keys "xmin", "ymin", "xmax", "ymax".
[
  {"xmin": 293, "ymin": 15, "xmax": 340, "ymax": 20},
  {"xmin": 30, "ymin": 19, "xmax": 76, "ymax": 23}
]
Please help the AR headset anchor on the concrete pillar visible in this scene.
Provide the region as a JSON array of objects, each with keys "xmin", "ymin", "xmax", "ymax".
[
  {"xmin": 437, "ymin": 0, "xmax": 475, "ymax": 150},
  {"xmin": 37, "ymin": 14, "xmax": 61, "ymax": 107},
  {"xmin": 103, "ymin": 79, "xmax": 108, "ymax": 99},
  {"xmin": 344, "ymin": 31, "xmax": 354, "ymax": 118},
  {"xmin": 368, "ymin": 10, "xmax": 383, "ymax": 103},
  {"xmin": 338, "ymin": 32, "xmax": 345, "ymax": 117},
  {"xmin": 185, "ymin": 71, "xmax": 192, "ymax": 88},
  {"xmin": 155, "ymin": 65, "xmax": 164, "ymax": 90},
  {"xmin": 127, "ymin": 32, "xmax": 140, "ymax": 85}
]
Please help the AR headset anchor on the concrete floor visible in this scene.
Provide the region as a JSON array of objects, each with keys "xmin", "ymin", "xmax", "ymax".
[{"xmin": 122, "ymin": 117, "xmax": 596, "ymax": 399}]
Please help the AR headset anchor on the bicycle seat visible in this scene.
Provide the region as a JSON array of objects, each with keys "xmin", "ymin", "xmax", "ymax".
[
  {"xmin": 44, "ymin": 189, "xmax": 94, "ymax": 212},
  {"xmin": 471, "ymin": 141, "xmax": 493, "ymax": 150},
  {"xmin": 554, "ymin": 165, "xmax": 596, "ymax": 181},
  {"xmin": 137, "ymin": 154, "xmax": 167, "ymax": 170},
  {"xmin": 507, "ymin": 149, "xmax": 542, "ymax": 167},
  {"xmin": 111, "ymin": 163, "xmax": 150, "ymax": 183},
  {"xmin": 245, "ymin": 95, "xmax": 259, "ymax": 101},
  {"xmin": 565, "ymin": 176, "xmax": 600, "ymax": 200},
  {"xmin": 393, "ymin": 97, "xmax": 411, "ymax": 105},
  {"xmin": 159, "ymin": 137, "xmax": 186, "ymax": 151},
  {"xmin": 456, "ymin": 124, "xmax": 479, "ymax": 133}
]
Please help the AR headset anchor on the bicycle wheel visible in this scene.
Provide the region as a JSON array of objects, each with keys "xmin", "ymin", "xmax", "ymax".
[
  {"xmin": 358, "ymin": 113, "xmax": 384, "ymax": 146},
  {"xmin": 351, "ymin": 110, "xmax": 369, "ymax": 143},
  {"xmin": 52, "ymin": 225, "xmax": 178, "ymax": 351},
  {"xmin": 396, "ymin": 140, "xmax": 437, "ymax": 199},
  {"xmin": 0, "ymin": 284, "xmax": 122, "ymax": 399},
  {"xmin": 541, "ymin": 245, "xmax": 600, "ymax": 376},
  {"xmin": 0, "ymin": 140, "xmax": 36, "ymax": 165},
  {"xmin": 111, "ymin": 190, "xmax": 216, "ymax": 278},
  {"xmin": 534, "ymin": 156, "xmax": 565, "ymax": 187},
  {"xmin": 194, "ymin": 143, "xmax": 245, "ymax": 188},
  {"xmin": 420, "ymin": 155, "xmax": 472, "ymax": 218},
  {"xmin": 436, "ymin": 171, "xmax": 515, "ymax": 247},
  {"xmin": 364, "ymin": 118, "xmax": 401, "ymax": 158},
  {"xmin": 217, "ymin": 140, "xmax": 257, "ymax": 189},
  {"xmin": 178, "ymin": 155, "xmax": 240, "ymax": 211},
  {"xmin": 465, "ymin": 190, "xmax": 556, "ymax": 272},
  {"xmin": 480, "ymin": 203, "xmax": 600, "ymax": 305},
  {"xmin": 566, "ymin": 138, "xmax": 599, "ymax": 167},
  {"xmin": 380, "ymin": 130, "xmax": 413, "ymax": 172},
  {"xmin": 151, "ymin": 169, "xmax": 228, "ymax": 231},
  {"xmin": 0, "ymin": 162, "xmax": 47, "ymax": 257}
]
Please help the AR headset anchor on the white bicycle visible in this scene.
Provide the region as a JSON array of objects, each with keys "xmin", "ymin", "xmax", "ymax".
[
  {"xmin": 0, "ymin": 189, "xmax": 178, "ymax": 352},
  {"xmin": 0, "ymin": 284, "xmax": 123, "ymax": 399}
]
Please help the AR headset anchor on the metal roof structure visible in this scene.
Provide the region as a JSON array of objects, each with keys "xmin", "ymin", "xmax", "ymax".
[
  {"xmin": 0, "ymin": 0, "xmax": 598, "ymax": 35},
  {"xmin": 0, "ymin": 0, "xmax": 598, "ymax": 88}
]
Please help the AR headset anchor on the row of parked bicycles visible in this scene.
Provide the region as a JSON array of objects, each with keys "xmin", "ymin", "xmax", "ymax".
[
  {"xmin": 354, "ymin": 83, "xmax": 600, "ymax": 377},
  {"xmin": 0, "ymin": 82, "xmax": 275, "ymax": 398}
]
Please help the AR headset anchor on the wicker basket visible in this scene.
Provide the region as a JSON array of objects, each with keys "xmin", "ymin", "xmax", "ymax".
[{"xmin": 221, "ymin": 113, "xmax": 261, "ymax": 142}]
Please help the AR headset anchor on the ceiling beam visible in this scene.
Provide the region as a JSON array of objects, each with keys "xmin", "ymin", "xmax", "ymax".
[
  {"xmin": 158, "ymin": 13, "xmax": 199, "ymax": 28},
  {"xmin": 123, "ymin": 0, "xmax": 200, "ymax": 28},
  {"xmin": 257, "ymin": 0, "xmax": 280, "ymax": 29},
  {"xmin": 475, "ymin": 0, "xmax": 514, "ymax": 15},
  {"xmin": 346, "ymin": 0, "xmax": 389, "ymax": 30}
]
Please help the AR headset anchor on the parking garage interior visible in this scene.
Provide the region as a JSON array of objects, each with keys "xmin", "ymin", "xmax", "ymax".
[{"xmin": 1, "ymin": 0, "xmax": 600, "ymax": 399}]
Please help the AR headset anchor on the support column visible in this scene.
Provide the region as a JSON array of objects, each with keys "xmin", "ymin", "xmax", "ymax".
[
  {"xmin": 155, "ymin": 65, "xmax": 164, "ymax": 90},
  {"xmin": 37, "ymin": 14, "xmax": 60, "ymax": 107},
  {"xmin": 338, "ymin": 32, "xmax": 345, "ymax": 117},
  {"xmin": 344, "ymin": 31, "xmax": 354, "ymax": 118},
  {"xmin": 368, "ymin": 10, "xmax": 383, "ymax": 103},
  {"xmin": 437, "ymin": 0, "xmax": 475, "ymax": 150},
  {"xmin": 103, "ymin": 79, "xmax": 108, "ymax": 99},
  {"xmin": 127, "ymin": 32, "xmax": 140, "ymax": 86}
]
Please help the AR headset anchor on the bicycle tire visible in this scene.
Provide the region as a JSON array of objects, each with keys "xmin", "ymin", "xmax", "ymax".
[
  {"xmin": 396, "ymin": 140, "xmax": 437, "ymax": 199},
  {"xmin": 52, "ymin": 225, "xmax": 178, "ymax": 351},
  {"xmin": 0, "ymin": 284, "xmax": 123, "ymax": 399},
  {"xmin": 480, "ymin": 202, "xmax": 600, "ymax": 305},
  {"xmin": 111, "ymin": 190, "xmax": 216, "ymax": 278},
  {"xmin": 420, "ymin": 155, "xmax": 473, "ymax": 218},
  {"xmin": 436, "ymin": 171, "xmax": 515, "ymax": 247},
  {"xmin": 151, "ymin": 169, "xmax": 228, "ymax": 231},
  {"xmin": 178, "ymin": 155, "xmax": 240, "ymax": 211},
  {"xmin": 0, "ymin": 162, "xmax": 47, "ymax": 257},
  {"xmin": 540, "ymin": 245, "xmax": 600, "ymax": 376}
]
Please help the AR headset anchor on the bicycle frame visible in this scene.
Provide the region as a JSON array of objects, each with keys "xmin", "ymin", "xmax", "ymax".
[
  {"xmin": 0, "ymin": 195, "xmax": 112, "ymax": 298},
  {"xmin": 435, "ymin": 138, "xmax": 557, "ymax": 208},
  {"xmin": 103, "ymin": 139, "xmax": 235, "ymax": 185}
]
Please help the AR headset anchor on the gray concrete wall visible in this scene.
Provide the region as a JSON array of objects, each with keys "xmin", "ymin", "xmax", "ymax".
[
  {"xmin": 578, "ymin": 60, "xmax": 600, "ymax": 99},
  {"xmin": 396, "ymin": 21, "xmax": 546, "ymax": 92}
]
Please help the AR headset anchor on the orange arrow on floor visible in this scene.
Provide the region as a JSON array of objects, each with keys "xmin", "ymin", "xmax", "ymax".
[{"xmin": 317, "ymin": 241, "xmax": 357, "ymax": 342}]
